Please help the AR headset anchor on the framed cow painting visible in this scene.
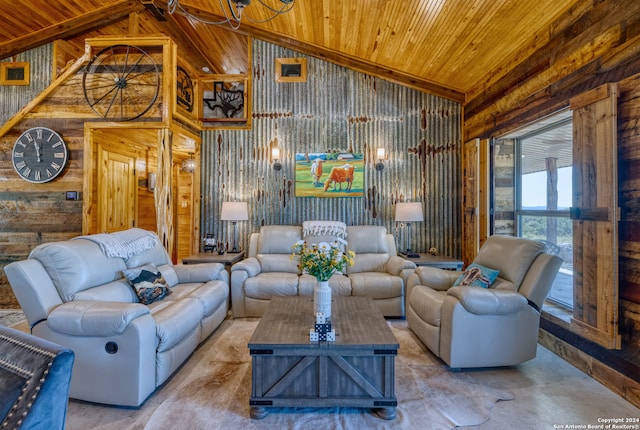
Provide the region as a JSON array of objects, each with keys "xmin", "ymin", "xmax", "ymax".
[{"xmin": 294, "ymin": 152, "xmax": 364, "ymax": 197}]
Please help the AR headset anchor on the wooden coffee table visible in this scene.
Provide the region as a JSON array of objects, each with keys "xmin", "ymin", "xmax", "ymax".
[{"xmin": 248, "ymin": 296, "xmax": 398, "ymax": 420}]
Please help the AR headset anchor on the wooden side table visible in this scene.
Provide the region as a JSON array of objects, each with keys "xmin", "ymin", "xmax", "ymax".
[
  {"xmin": 399, "ymin": 253, "xmax": 464, "ymax": 270},
  {"xmin": 182, "ymin": 252, "xmax": 245, "ymax": 274}
]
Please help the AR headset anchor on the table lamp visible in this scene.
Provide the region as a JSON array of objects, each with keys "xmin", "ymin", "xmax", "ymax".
[
  {"xmin": 221, "ymin": 201, "xmax": 248, "ymax": 253},
  {"xmin": 395, "ymin": 202, "xmax": 424, "ymax": 258}
]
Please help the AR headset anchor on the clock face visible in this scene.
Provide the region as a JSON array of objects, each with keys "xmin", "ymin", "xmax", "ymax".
[{"xmin": 12, "ymin": 127, "xmax": 68, "ymax": 183}]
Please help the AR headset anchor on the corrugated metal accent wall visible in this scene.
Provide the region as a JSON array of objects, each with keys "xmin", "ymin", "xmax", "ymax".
[
  {"xmin": 201, "ymin": 40, "xmax": 462, "ymax": 257},
  {"xmin": 0, "ymin": 44, "xmax": 52, "ymax": 125}
]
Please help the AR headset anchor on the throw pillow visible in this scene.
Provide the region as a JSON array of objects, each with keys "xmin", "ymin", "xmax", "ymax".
[
  {"xmin": 122, "ymin": 263, "xmax": 171, "ymax": 305},
  {"xmin": 453, "ymin": 263, "xmax": 500, "ymax": 289}
]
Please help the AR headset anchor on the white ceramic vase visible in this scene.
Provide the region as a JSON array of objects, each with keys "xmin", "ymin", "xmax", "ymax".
[{"xmin": 314, "ymin": 280, "xmax": 332, "ymax": 319}]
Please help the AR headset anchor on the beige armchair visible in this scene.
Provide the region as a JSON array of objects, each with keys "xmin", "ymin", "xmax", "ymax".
[{"xmin": 406, "ymin": 235, "xmax": 562, "ymax": 368}]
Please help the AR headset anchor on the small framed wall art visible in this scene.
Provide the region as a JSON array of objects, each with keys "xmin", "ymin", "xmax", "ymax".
[
  {"xmin": 0, "ymin": 62, "xmax": 30, "ymax": 86},
  {"xmin": 275, "ymin": 58, "xmax": 307, "ymax": 83}
]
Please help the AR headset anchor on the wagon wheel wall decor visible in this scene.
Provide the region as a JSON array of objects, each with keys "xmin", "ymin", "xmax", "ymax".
[{"xmin": 83, "ymin": 45, "xmax": 161, "ymax": 122}]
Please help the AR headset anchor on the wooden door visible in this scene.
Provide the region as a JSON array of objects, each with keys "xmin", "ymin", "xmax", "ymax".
[
  {"xmin": 98, "ymin": 148, "xmax": 136, "ymax": 233},
  {"xmin": 569, "ymin": 83, "xmax": 620, "ymax": 349},
  {"xmin": 171, "ymin": 161, "xmax": 195, "ymax": 261},
  {"xmin": 462, "ymin": 138, "xmax": 491, "ymax": 265},
  {"xmin": 462, "ymin": 139, "xmax": 479, "ymax": 265}
]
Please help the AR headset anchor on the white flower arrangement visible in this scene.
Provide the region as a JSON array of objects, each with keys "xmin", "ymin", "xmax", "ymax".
[{"xmin": 290, "ymin": 240, "xmax": 355, "ymax": 282}]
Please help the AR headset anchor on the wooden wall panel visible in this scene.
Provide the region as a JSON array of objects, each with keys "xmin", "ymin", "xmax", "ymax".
[
  {"xmin": 492, "ymin": 139, "xmax": 515, "ymax": 236},
  {"xmin": 0, "ymin": 36, "xmax": 193, "ymax": 306},
  {"xmin": 461, "ymin": 138, "xmax": 479, "ymax": 266},
  {"xmin": 175, "ymin": 165, "xmax": 194, "ymax": 261},
  {"xmin": 463, "ymin": 0, "xmax": 640, "ymax": 348},
  {"xmin": 618, "ymin": 74, "xmax": 640, "ymax": 345}
]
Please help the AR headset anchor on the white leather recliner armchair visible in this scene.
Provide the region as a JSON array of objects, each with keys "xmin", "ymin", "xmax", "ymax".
[{"xmin": 407, "ymin": 235, "xmax": 562, "ymax": 368}]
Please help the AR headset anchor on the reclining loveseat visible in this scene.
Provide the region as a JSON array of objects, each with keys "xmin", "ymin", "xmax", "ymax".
[
  {"xmin": 231, "ymin": 223, "xmax": 416, "ymax": 318},
  {"xmin": 5, "ymin": 228, "xmax": 229, "ymax": 407}
]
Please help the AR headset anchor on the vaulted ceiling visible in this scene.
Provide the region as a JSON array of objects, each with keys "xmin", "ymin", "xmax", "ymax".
[{"xmin": 0, "ymin": 0, "xmax": 583, "ymax": 104}]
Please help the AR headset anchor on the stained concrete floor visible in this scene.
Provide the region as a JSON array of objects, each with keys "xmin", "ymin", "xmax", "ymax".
[
  {"xmin": 6, "ymin": 316, "xmax": 639, "ymax": 429},
  {"xmin": 457, "ymin": 343, "xmax": 639, "ymax": 429}
]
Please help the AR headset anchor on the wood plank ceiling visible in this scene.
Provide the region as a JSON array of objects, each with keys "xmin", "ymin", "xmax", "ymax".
[{"xmin": 0, "ymin": 0, "xmax": 583, "ymax": 104}]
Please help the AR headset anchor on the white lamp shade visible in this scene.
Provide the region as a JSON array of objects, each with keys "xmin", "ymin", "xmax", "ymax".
[
  {"xmin": 221, "ymin": 201, "xmax": 249, "ymax": 221},
  {"xmin": 376, "ymin": 147, "xmax": 386, "ymax": 160},
  {"xmin": 395, "ymin": 202, "xmax": 424, "ymax": 222},
  {"xmin": 271, "ymin": 147, "xmax": 280, "ymax": 160}
]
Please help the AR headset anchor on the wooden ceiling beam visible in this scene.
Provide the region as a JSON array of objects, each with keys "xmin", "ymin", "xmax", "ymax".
[
  {"xmin": 141, "ymin": 1, "xmax": 219, "ymax": 75},
  {"xmin": 250, "ymin": 27, "xmax": 466, "ymax": 103},
  {"xmin": 163, "ymin": 3, "xmax": 466, "ymax": 103},
  {"xmin": 0, "ymin": 0, "xmax": 145, "ymax": 60},
  {"xmin": 248, "ymin": 27, "xmax": 466, "ymax": 103}
]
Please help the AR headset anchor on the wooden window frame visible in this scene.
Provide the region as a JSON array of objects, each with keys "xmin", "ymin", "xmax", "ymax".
[
  {"xmin": 275, "ymin": 58, "xmax": 307, "ymax": 83},
  {"xmin": 0, "ymin": 62, "xmax": 30, "ymax": 85},
  {"xmin": 491, "ymin": 83, "xmax": 621, "ymax": 350}
]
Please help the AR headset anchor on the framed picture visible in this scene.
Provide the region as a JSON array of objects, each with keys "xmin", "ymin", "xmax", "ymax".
[
  {"xmin": 0, "ymin": 62, "xmax": 30, "ymax": 85},
  {"xmin": 275, "ymin": 58, "xmax": 307, "ymax": 83},
  {"xmin": 294, "ymin": 152, "xmax": 364, "ymax": 198},
  {"xmin": 201, "ymin": 76, "xmax": 248, "ymax": 126}
]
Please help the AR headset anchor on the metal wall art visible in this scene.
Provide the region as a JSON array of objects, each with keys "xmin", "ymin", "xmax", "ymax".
[
  {"xmin": 202, "ymin": 78, "xmax": 247, "ymax": 121},
  {"xmin": 176, "ymin": 66, "xmax": 194, "ymax": 112}
]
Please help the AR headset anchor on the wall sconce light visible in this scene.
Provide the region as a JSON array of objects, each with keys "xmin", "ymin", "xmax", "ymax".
[
  {"xmin": 148, "ymin": 172, "xmax": 156, "ymax": 192},
  {"xmin": 375, "ymin": 147, "xmax": 386, "ymax": 171},
  {"xmin": 272, "ymin": 147, "xmax": 282, "ymax": 170},
  {"xmin": 182, "ymin": 155, "xmax": 196, "ymax": 173}
]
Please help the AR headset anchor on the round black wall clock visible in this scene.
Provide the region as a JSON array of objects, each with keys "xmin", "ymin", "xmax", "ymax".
[{"xmin": 12, "ymin": 127, "xmax": 68, "ymax": 183}]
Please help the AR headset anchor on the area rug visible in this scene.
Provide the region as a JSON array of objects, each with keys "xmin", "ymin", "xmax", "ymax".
[
  {"xmin": 133, "ymin": 319, "xmax": 513, "ymax": 430},
  {"xmin": 0, "ymin": 310, "xmax": 26, "ymax": 328}
]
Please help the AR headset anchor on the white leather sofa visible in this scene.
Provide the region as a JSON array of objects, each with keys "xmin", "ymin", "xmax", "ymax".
[
  {"xmin": 231, "ymin": 224, "xmax": 416, "ymax": 318},
  {"xmin": 4, "ymin": 229, "xmax": 229, "ymax": 407}
]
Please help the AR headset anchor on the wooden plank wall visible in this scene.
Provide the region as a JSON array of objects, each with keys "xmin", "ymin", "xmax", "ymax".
[
  {"xmin": 0, "ymin": 38, "xmax": 195, "ymax": 307},
  {"xmin": 463, "ymin": 0, "xmax": 640, "ymax": 345},
  {"xmin": 492, "ymin": 139, "xmax": 515, "ymax": 236},
  {"xmin": 618, "ymin": 73, "xmax": 640, "ymax": 346},
  {"xmin": 0, "ymin": 110, "xmax": 85, "ymax": 306}
]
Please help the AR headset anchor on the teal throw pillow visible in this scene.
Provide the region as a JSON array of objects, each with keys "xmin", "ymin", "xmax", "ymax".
[
  {"xmin": 123, "ymin": 263, "xmax": 172, "ymax": 305},
  {"xmin": 453, "ymin": 263, "xmax": 500, "ymax": 288}
]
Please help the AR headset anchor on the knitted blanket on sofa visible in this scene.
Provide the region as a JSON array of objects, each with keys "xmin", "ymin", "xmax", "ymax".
[
  {"xmin": 302, "ymin": 221, "xmax": 347, "ymax": 241},
  {"xmin": 74, "ymin": 228, "xmax": 158, "ymax": 259}
]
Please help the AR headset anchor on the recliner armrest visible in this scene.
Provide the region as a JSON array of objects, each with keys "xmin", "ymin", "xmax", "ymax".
[
  {"xmin": 47, "ymin": 301, "xmax": 150, "ymax": 336},
  {"xmin": 447, "ymin": 286, "xmax": 528, "ymax": 315},
  {"xmin": 413, "ymin": 266, "xmax": 460, "ymax": 291},
  {"xmin": 173, "ymin": 262, "xmax": 225, "ymax": 283},
  {"xmin": 386, "ymin": 255, "xmax": 416, "ymax": 276},
  {"xmin": 230, "ymin": 257, "xmax": 262, "ymax": 277}
]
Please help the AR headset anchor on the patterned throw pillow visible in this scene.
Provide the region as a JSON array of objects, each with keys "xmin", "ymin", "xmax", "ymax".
[
  {"xmin": 453, "ymin": 263, "xmax": 500, "ymax": 289},
  {"xmin": 122, "ymin": 263, "xmax": 171, "ymax": 305}
]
